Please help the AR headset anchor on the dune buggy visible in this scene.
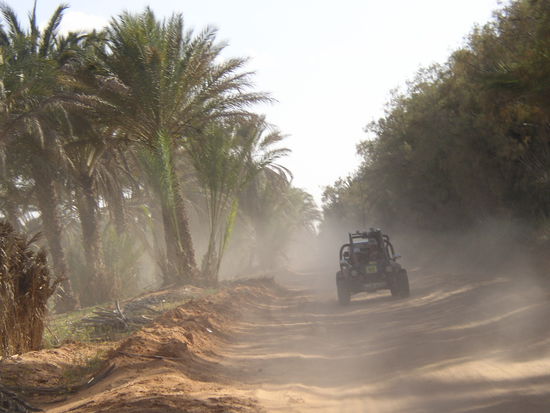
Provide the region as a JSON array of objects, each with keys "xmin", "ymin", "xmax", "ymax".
[{"xmin": 336, "ymin": 229, "xmax": 409, "ymax": 304}]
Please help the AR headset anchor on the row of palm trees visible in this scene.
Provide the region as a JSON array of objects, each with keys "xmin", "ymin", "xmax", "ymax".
[{"xmin": 0, "ymin": 5, "xmax": 318, "ymax": 309}]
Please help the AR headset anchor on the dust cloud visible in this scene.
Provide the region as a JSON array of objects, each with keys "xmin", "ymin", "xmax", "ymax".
[
  {"xmin": 38, "ymin": 199, "xmax": 550, "ymax": 413},
  {"xmin": 214, "ymin": 219, "xmax": 550, "ymax": 412}
]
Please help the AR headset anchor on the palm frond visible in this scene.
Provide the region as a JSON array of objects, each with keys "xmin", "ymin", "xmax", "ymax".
[
  {"xmin": 0, "ymin": 3, "xmax": 23, "ymax": 39},
  {"xmin": 28, "ymin": 0, "xmax": 39, "ymax": 52},
  {"xmin": 39, "ymin": 3, "xmax": 68, "ymax": 57}
]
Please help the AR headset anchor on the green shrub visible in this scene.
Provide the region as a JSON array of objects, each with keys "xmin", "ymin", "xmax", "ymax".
[{"xmin": 0, "ymin": 222, "xmax": 57, "ymax": 357}]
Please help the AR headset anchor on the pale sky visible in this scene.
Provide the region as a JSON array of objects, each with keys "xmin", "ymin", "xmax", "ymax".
[{"xmin": 11, "ymin": 0, "xmax": 502, "ymax": 204}]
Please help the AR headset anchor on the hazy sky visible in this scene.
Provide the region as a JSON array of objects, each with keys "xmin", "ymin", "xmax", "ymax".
[{"xmin": 10, "ymin": 0, "xmax": 502, "ymax": 204}]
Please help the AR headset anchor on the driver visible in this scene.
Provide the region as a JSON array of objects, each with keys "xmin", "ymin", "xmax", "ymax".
[
  {"xmin": 368, "ymin": 247, "xmax": 381, "ymax": 262},
  {"xmin": 341, "ymin": 250, "xmax": 351, "ymax": 267}
]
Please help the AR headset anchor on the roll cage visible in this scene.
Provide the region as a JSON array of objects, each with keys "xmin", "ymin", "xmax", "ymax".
[{"xmin": 339, "ymin": 229, "xmax": 399, "ymax": 266}]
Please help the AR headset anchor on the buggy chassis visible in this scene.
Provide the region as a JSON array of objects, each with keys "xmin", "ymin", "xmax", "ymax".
[{"xmin": 336, "ymin": 229, "xmax": 409, "ymax": 304}]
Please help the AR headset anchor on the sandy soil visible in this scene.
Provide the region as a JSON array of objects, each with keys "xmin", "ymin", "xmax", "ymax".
[
  {"xmin": 1, "ymin": 282, "xmax": 279, "ymax": 413},
  {"xmin": 3, "ymin": 270, "xmax": 550, "ymax": 412},
  {"xmin": 220, "ymin": 269, "xmax": 550, "ymax": 412}
]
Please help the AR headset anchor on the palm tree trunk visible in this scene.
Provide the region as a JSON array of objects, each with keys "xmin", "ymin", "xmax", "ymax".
[
  {"xmin": 201, "ymin": 225, "xmax": 218, "ymax": 281},
  {"xmin": 173, "ymin": 175, "xmax": 197, "ymax": 270},
  {"xmin": 158, "ymin": 158, "xmax": 197, "ymax": 285},
  {"xmin": 75, "ymin": 175, "xmax": 111, "ymax": 305},
  {"xmin": 109, "ymin": 189, "xmax": 127, "ymax": 236},
  {"xmin": 4, "ymin": 183, "xmax": 20, "ymax": 232},
  {"xmin": 31, "ymin": 164, "xmax": 78, "ymax": 311}
]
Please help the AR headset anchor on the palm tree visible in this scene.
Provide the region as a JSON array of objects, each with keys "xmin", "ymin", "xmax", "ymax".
[
  {"xmin": 0, "ymin": 3, "xmax": 79, "ymax": 310},
  {"xmin": 60, "ymin": 111, "xmax": 123, "ymax": 304},
  {"xmin": 93, "ymin": 8, "xmax": 268, "ymax": 283},
  {"xmin": 186, "ymin": 116, "xmax": 290, "ymax": 282},
  {"xmin": 242, "ymin": 180, "xmax": 320, "ymax": 270}
]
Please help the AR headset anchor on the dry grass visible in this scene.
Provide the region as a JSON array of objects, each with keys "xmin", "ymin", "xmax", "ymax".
[{"xmin": 0, "ymin": 221, "xmax": 58, "ymax": 357}]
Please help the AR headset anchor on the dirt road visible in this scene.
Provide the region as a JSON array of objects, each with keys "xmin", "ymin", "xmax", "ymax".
[
  {"xmin": 222, "ymin": 269, "xmax": 550, "ymax": 412},
  {"xmin": 7, "ymin": 269, "xmax": 550, "ymax": 412}
]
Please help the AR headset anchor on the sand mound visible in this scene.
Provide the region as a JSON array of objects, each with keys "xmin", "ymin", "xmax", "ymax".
[
  {"xmin": 1, "ymin": 278, "xmax": 283, "ymax": 412},
  {"xmin": 0, "ymin": 342, "xmax": 115, "ymax": 389}
]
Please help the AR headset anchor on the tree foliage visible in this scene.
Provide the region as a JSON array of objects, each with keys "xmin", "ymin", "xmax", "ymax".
[
  {"xmin": 0, "ymin": 4, "xmax": 318, "ymax": 311},
  {"xmin": 323, "ymin": 0, "xmax": 550, "ymax": 240}
]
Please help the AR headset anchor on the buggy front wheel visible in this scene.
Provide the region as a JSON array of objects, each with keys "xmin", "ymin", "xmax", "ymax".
[
  {"xmin": 337, "ymin": 279, "xmax": 351, "ymax": 305},
  {"xmin": 391, "ymin": 270, "xmax": 410, "ymax": 298}
]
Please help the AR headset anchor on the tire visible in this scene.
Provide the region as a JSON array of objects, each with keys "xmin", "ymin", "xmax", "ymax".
[
  {"xmin": 390, "ymin": 270, "xmax": 410, "ymax": 298},
  {"xmin": 396, "ymin": 270, "xmax": 410, "ymax": 298},
  {"xmin": 390, "ymin": 279, "xmax": 399, "ymax": 297},
  {"xmin": 337, "ymin": 279, "xmax": 351, "ymax": 305}
]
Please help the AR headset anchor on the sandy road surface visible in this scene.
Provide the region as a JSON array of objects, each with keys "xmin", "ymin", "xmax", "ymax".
[
  {"xmin": 222, "ymin": 270, "xmax": 550, "ymax": 412},
  {"xmin": 6, "ymin": 269, "xmax": 550, "ymax": 412}
]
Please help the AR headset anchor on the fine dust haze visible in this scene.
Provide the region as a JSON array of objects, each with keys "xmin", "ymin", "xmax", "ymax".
[{"xmin": 216, "ymin": 219, "xmax": 550, "ymax": 412}]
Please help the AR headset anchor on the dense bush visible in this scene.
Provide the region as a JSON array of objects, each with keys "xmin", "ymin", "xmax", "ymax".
[
  {"xmin": 0, "ymin": 222, "xmax": 57, "ymax": 357},
  {"xmin": 322, "ymin": 0, "xmax": 550, "ymax": 240}
]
